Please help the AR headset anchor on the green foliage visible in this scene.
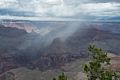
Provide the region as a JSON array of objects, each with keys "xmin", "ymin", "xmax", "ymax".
[
  {"xmin": 53, "ymin": 45, "xmax": 120, "ymax": 80},
  {"xmin": 53, "ymin": 73, "xmax": 68, "ymax": 80},
  {"xmin": 53, "ymin": 78, "xmax": 57, "ymax": 80},
  {"xmin": 84, "ymin": 45, "xmax": 120, "ymax": 80}
]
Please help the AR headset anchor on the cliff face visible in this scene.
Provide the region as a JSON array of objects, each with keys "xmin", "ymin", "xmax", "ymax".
[
  {"xmin": 0, "ymin": 25, "xmax": 27, "ymax": 37},
  {"xmin": 66, "ymin": 25, "xmax": 120, "ymax": 54},
  {"xmin": 2, "ymin": 22, "xmax": 37, "ymax": 33}
]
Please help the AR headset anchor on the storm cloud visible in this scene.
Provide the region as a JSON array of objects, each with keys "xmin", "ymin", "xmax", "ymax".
[{"xmin": 0, "ymin": 0, "xmax": 119, "ymax": 21}]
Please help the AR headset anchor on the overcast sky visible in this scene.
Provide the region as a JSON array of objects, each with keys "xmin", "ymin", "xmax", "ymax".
[{"xmin": 0, "ymin": 0, "xmax": 120, "ymax": 21}]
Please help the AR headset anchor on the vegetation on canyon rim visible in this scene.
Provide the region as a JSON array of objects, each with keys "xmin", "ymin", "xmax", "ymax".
[{"xmin": 53, "ymin": 45, "xmax": 120, "ymax": 80}]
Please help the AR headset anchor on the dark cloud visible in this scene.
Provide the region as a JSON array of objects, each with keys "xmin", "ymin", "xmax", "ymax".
[{"xmin": 0, "ymin": 8, "xmax": 34, "ymax": 17}]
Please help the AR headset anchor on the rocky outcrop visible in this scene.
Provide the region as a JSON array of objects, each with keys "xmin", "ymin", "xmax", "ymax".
[
  {"xmin": 0, "ymin": 54, "xmax": 18, "ymax": 74},
  {"xmin": 0, "ymin": 25, "xmax": 27, "ymax": 37},
  {"xmin": 31, "ymin": 53, "xmax": 86, "ymax": 71}
]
